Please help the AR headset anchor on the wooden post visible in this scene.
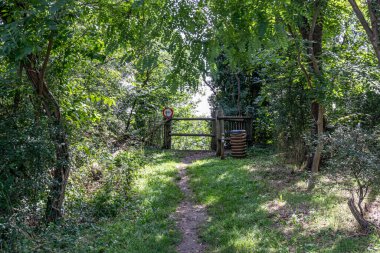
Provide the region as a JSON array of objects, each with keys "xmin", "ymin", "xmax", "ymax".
[
  {"xmin": 220, "ymin": 109, "xmax": 225, "ymax": 159},
  {"xmin": 216, "ymin": 110, "xmax": 221, "ymax": 156},
  {"xmin": 216, "ymin": 108, "xmax": 225, "ymax": 158},
  {"xmin": 211, "ymin": 111, "xmax": 217, "ymax": 151},
  {"xmin": 163, "ymin": 119, "xmax": 172, "ymax": 149},
  {"xmin": 246, "ymin": 116, "xmax": 253, "ymax": 146}
]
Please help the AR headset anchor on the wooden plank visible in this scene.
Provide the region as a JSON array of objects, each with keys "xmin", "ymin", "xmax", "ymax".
[
  {"xmin": 170, "ymin": 133, "xmax": 215, "ymax": 137},
  {"xmin": 217, "ymin": 116, "xmax": 252, "ymax": 120},
  {"xmin": 224, "ymin": 118, "xmax": 245, "ymax": 122},
  {"xmin": 171, "ymin": 117, "xmax": 215, "ymax": 121}
]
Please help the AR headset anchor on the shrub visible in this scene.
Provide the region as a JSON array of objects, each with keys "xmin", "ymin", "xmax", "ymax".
[
  {"xmin": 90, "ymin": 150, "xmax": 146, "ymax": 218},
  {"xmin": 325, "ymin": 126, "xmax": 380, "ymax": 230}
]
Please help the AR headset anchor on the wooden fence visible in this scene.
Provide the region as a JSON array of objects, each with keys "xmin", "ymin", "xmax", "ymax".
[{"xmin": 162, "ymin": 109, "xmax": 253, "ymax": 158}]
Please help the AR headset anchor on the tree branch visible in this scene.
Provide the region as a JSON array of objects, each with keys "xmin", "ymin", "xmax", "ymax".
[
  {"xmin": 348, "ymin": 0, "xmax": 374, "ymax": 41},
  {"xmin": 40, "ymin": 35, "xmax": 54, "ymax": 81},
  {"xmin": 309, "ymin": 1, "xmax": 321, "ymax": 42},
  {"xmin": 367, "ymin": 0, "xmax": 380, "ymax": 50}
]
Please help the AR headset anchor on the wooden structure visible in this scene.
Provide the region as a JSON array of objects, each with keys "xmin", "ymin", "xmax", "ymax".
[
  {"xmin": 230, "ymin": 130, "xmax": 247, "ymax": 157},
  {"xmin": 163, "ymin": 108, "xmax": 253, "ymax": 159}
]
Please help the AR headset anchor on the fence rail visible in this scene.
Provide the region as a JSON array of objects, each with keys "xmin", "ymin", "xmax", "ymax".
[
  {"xmin": 171, "ymin": 117, "xmax": 214, "ymax": 121},
  {"xmin": 163, "ymin": 109, "xmax": 253, "ymax": 159},
  {"xmin": 170, "ymin": 133, "xmax": 215, "ymax": 137}
]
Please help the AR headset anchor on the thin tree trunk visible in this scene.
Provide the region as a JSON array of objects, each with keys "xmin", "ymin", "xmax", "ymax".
[
  {"xmin": 311, "ymin": 104, "xmax": 324, "ymax": 173},
  {"xmin": 297, "ymin": 0, "xmax": 327, "ymax": 190},
  {"xmin": 235, "ymin": 74, "xmax": 242, "ymax": 116},
  {"xmin": 24, "ymin": 55, "xmax": 70, "ymax": 222},
  {"xmin": 125, "ymin": 98, "xmax": 137, "ymax": 133},
  {"xmin": 1, "ymin": 1, "xmax": 70, "ymax": 222},
  {"xmin": 45, "ymin": 122, "xmax": 70, "ymax": 222},
  {"xmin": 348, "ymin": 197, "xmax": 370, "ymax": 230}
]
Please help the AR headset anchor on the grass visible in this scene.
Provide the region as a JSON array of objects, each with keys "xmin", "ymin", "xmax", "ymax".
[
  {"xmin": 6, "ymin": 148, "xmax": 380, "ymax": 252},
  {"xmin": 187, "ymin": 147, "xmax": 380, "ymax": 253},
  {"xmin": 86, "ymin": 151, "xmax": 183, "ymax": 253},
  {"xmin": 12, "ymin": 150, "xmax": 183, "ymax": 253}
]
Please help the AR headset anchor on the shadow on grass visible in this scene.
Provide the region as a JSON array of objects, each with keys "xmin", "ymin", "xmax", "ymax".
[
  {"xmin": 89, "ymin": 159, "xmax": 183, "ymax": 253},
  {"xmin": 31, "ymin": 153, "xmax": 184, "ymax": 253},
  {"xmin": 187, "ymin": 150, "xmax": 379, "ymax": 253}
]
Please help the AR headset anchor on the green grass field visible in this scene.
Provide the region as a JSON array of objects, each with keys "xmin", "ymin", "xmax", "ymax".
[{"xmin": 187, "ymin": 148, "xmax": 380, "ymax": 253}]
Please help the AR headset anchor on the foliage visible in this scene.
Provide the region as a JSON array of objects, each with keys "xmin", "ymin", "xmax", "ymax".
[
  {"xmin": 1, "ymin": 0, "xmax": 380, "ymax": 251},
  {"xmin": 325, "ymin": 126, "xmax": 380, "ymax": 228},
  {"xmin": 0, "ymin": 151, "xmax": 182, "ymax": 253},
  {"xmin": 0, "ymin": 99, "xmax": 53, "ymax": 215}
]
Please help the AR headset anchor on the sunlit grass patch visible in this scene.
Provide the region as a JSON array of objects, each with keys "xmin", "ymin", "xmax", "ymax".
[
  {"xmin": 85, "ymin": 151, "xmax": 182, "ymax": 252},
  {"xmin": 22, "ymin": 150, "xmax": 183, "ymax": 253},
  {"xmin": 188, "ymin": 148, "xmax": 380, "ymax": 253}
]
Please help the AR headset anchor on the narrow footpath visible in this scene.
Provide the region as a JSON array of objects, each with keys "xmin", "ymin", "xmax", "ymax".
[{"xmin": 175, "ymin": 152, "xmax": 213, "ymax": 253}]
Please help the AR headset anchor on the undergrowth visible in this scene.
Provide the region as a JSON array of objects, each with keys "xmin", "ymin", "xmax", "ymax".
[{"xmin": 0, "ymin": 150, "xmax": 182, "ymax": 253}]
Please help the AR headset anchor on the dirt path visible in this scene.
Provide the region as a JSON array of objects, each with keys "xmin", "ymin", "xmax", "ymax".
[{"xmin": 175, "ymin": 151, "xmax": 213, "ymax": 253}]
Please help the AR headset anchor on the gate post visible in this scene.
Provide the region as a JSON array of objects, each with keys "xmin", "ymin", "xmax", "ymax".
[
  {"xmin": 216, "ymin": 110, "xmax": 221, "ymax": 156},
  {"xmin": 211, "ymin": 110, "xmax": 217, "ymax": 151},
  {"xmin": 163, "ymin": 119, "xmax": 172, "ymax": 149},
  {"xmin": 247, "ymin": 112, "xmax": 254, "ymax": 146},
  {"xmin": 216, "ymin": 108, "xmax": 225, "ymax": 159},
  {"xmin": 220, "ymin": 109, "xmax": 225, "ymax": 159}
]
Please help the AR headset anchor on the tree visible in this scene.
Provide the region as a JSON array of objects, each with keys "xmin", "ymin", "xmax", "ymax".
[
  {"xmin": 0, "ymin": 0, "xmax": 207, "ymax": 222},
  {"xmin": 348, "ymin": 0, "xmax": 380, "ymax": 65},
  {"xmin": 0, "ymin": 0, "xmax": 78, "ymax": 222}
]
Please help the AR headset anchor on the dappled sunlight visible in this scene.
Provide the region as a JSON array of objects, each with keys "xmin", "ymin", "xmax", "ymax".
[
  {"xmin": 231, "ymin": 229, "xmax": 282, "ymax": 253},
  {"xmin": 87, "ymin": 153, "xmax": 182, "ymax": 252},
  {"xmin": 187, "ymin": 149, "xmax": 380, "ymax": 252},
  {"xmin": 203, "ymin": 195, "xmax": 221, "ymax": 207}
]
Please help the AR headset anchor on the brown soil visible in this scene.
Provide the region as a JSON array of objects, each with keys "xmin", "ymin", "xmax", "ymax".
[{"xmin": 175, "ymin": 151, "xmax": 213, "ymax": 253}]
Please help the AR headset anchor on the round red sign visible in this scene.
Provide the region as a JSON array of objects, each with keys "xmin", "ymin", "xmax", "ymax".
[{"xmin": 162, "ymin": 108, "xmax": 174, "ymax": 119}]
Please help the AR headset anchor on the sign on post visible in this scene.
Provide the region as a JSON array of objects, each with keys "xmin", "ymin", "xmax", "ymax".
[{"xmin": 162, "ymin": 107, "xmax": 174, "ymax": 119}]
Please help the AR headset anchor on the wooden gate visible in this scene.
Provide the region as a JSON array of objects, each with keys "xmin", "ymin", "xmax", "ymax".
[{"xmin": 162, "ymin": 109, "xmax": 253, "ymax": 158}]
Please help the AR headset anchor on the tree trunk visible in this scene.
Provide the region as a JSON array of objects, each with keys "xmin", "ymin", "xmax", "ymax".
[
  {"xmin": 348, "ymin": 197, "xmax": 371, "ymax": 231},
  {"xmin": 45, "ymin": 122, "xmax": 70, "ymax": 222},
  {"xmin": 125, "ymin": 98, "xmax": 137, "ymax": 133},
  {"xmin": 311, "ymin": 104, "xmax": 324, "ymax": 173},
  {"xmin": 299, "ymin": 1, "xmax": 326, "ymax": 175},
  {"xmin": 24, "ymin": 58, "xmax": 70, "ymax": 222},
  {"xmin": 1, "ymin": 1, "xmax": 70, "ymax": 222}
]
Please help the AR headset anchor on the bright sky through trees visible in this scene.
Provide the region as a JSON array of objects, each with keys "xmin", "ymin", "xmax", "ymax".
[{"xmin": 194, "ymin": 85, "xmax": 212, "ymax": 116}]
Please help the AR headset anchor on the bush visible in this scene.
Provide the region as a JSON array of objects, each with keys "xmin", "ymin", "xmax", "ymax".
[
  {"xmin": 325, "ymin": 126, "xmax": 380, "ymax": 230},
  {"xmin": 90, "ymin": 150, "xmax": 146, "ymax": 218}
]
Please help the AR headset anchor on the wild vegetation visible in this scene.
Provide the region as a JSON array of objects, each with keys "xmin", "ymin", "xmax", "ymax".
[{"xmin": 1, "ymin": 0, "xmax": 380, "ymax": 252}]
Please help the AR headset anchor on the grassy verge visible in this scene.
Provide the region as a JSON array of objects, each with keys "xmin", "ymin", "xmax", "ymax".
[
  {"xmin": 13, "ymin": 150, "xmax": 182, "ymax": 253},
  {"xmin": 85, "ymin": 151, "xmax": 183, "ymax": 253},
  {"xmin": 188, "ymin": 148, "xmax": 380, "ymax": 253}
]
